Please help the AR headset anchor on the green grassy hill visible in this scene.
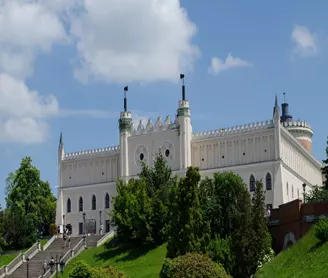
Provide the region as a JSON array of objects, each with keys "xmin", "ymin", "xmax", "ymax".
[
  {"xmin": 256, "ymin": 228, "xmax": 328, "ymax": 278},
  {"xmin": 60, "ymin": 241, "xmax": 167, "ymax": 278}
]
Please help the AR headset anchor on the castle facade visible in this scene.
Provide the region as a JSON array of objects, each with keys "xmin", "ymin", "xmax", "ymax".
[{"xmin": 55, "ymin": 80, "xmax": 323, "ymax": 236}]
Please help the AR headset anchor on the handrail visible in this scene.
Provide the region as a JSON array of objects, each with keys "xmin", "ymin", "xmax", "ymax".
[
  {"xmin": 6, "ymin": 252, "xmax": 23, "ymax": 274},
  {"xmin": 0, "ymin": 266, "xmax": 5, "ymax": 278},
  {"xmin": 43, "ymin": 235, "xmax": 56, "ymax": 251},
  {"xmin": 96, "ymin": 231, "xmax": 115, "ymax": 247},
  {"xmin": 24, "ymin": 241, "xmax": 39, "ymax": 260},
  {"xmin": 73, "ymin": 238, "xmax": 84, "ymax": 255}
]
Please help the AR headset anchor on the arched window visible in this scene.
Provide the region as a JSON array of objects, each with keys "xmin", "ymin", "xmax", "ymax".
[
  {"xmin": 292, "ymin": 186, "xmax": 294, "ymax": 198},
  {"xmin": 92, "ymin": 194, "xmax": 96, "ymax": 210},
  {"xmin": 286, "ymin": 182, "xmax": 289, "ymax": 196},
  {"xmin": 67, "ymin": 198, "xmax": 71, "ymax": 213},
  {"xmin": 79, "ymin": 196, "xmax": 83, "ymax": 212},
  {"xmin": 265, "ymin": 173, "xmax": 272, "ymax": 190},
  {"xmin": 250, "ymin": 175, "xmax": 255, "ymax": 192},
  {"xmin": 105, "ymin": 193, "xmax": 110, "ymax": 209}
]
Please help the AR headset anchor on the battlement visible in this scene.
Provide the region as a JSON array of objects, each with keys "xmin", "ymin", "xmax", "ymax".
[
  {"xmin": 63, "ymin": 145, "xmax": 120, "ymax": 161},
  {"xmin": 192, "ymin": 120, "xmax": 274, "ymax": 139},
  {"xmin": 131, "ymin": 115, "xmax": 178, "ymax": 136},
  {"xmin": 282, "ymin": 120, "xmax": 312, "ymax": 130}
]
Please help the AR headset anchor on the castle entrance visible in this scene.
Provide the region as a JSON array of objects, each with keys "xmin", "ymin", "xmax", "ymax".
[{"xmin": 85, "ymin": 219, "xmax": 96, "ymax": 235}]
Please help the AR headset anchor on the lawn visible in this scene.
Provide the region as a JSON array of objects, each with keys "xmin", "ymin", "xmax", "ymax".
[
  {"xmin": 256, "ymin": 228, "xmax": 328, "ymax": 278},
  {"xmin": 0, "ymin": 238, "xmax": 49, "ymax": 267},
  {"xmin": 60, "ymin": 240, "xmax": 167, "ymax": 278}
]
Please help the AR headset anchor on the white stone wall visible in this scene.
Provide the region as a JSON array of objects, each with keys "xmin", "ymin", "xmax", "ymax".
[
  {"xmin": 280, "ymin": 128, "xmax": 322, "ymax": 187},
  {"xmin": 60, "ymin": 182, "xmax": 116, "ymax": 236},
  {"xmin": 127, "ymin": 129, "xmax": 180, "ymax": 176}
]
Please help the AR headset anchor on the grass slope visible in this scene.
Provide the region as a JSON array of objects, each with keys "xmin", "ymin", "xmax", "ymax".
[
  {"xmin": 256, "ymin": 228, "xmax": 328, "ymax": 278},
  {"xmin": 0, "ymin": 238, "xmax": 49, "ymax": 267},
  {"xmin": 60, "ymin": 241, "xmax": 167, "ymax": 278}
]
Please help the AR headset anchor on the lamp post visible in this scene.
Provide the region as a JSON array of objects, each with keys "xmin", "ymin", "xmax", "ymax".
[
  {"xmin": 63, "ymin": 214, "xmax": 65, "ymax": 228},
  {"xmin": 83, "ymin": 212, "xmax": 86, "ymax": 237},
  {"xmin": 26, "ymin": 257, "xmax": 29, "ymax": 278},
  {"xmin": 99, "ymin": 210, "xmax": 102, "ymax": 235},
  {"xmin": 302, "ymin": 183, "xmax": 306, "ymax": 203}
]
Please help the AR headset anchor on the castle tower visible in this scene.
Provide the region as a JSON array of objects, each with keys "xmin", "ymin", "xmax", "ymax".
[
  {"xmin": 56, "ymin": 132, "xmax": 65, "ymax": 225},
  {"xmin": 280, "ymin": 95, "xmax": 313, "ymax": 153},
  {"xmin": 119, "ymin": 86, "xmax": 132, "ymax": 180},
  {"xmin": 177, "ymin": 74, "xmax": 192, "ymax": 170}
]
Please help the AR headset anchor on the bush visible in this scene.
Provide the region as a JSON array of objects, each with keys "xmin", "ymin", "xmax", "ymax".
[
  {"xmin": 160, "ymin": 253, "xmax": 229, "ymax": 278},
  {"xmin": 50, "ymin": 223, "xmax": 57, "ymax": 236},
  {"xmin": 92, "ymin": 266, "xmax": 127, "ymax": 278},
  {"xmin": 207, "ymin": 237, "xmax": 233, "ymax": 275},
  {"xmin": 314, "ymin": 217, "xmax": 328, "ymax": 242},
  {"xmin": 69, "ymin": 261, "xmax": 92, "ymax": 278}
]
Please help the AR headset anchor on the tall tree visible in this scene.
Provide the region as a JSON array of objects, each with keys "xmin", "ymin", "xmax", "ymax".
[
  {"xmin": 5, "ymin": 157, "xmax": 56, "ymax": 248},
  {"xmin": 322, "ymin": 137, "xmax": 328, "ymax": 189},
  {"xmin": 166, "ymin": 167, "xmax": 210, "ymax": 258}
]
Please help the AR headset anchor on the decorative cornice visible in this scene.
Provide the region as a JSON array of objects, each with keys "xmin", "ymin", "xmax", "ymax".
[
  {"xmin": 131, "ymin": 115, "xmax": 177, "ymax": 136},
  {"xmin": 192, "ymin": 120, "xmax": 274, "ymax": 140},
  {"xmin": 63, "ymin": 146, "xmax": 120, "ymax": 161}
]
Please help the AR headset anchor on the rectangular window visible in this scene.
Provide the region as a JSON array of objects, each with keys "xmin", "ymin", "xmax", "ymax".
[
  {"xmin": 105, "ymin": 220, "xmax": 110, "ymax": 233},
  {"xmin": 79, "ymin": 222, "xmax": 83, "ymax": 235}
]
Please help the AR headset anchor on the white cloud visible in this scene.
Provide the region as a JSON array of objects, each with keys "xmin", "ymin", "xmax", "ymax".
[
  {"xmin": 208, "ymin": 53, "xmax": 252, "ymax": 75},
  {"xmin": 0, "ymin": 74, "xmax": 112, "ymax": 144},
  {"xmin": 70, "ymin": 0, "xmax": 198, "ymax": 84},
  {"xmin": 291, "ymin": 25, "xmax": 318, "ymax": 57}
]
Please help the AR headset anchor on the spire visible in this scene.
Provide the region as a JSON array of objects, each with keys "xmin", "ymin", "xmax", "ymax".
[
  {"xmin": 59, "ymin": 132, "xmax": 63, "ymax": 145},
  {"xmin": 273, "ymin": 94, "xmax": 279, "ymax": 119},
  {"xmin": 275, "ymin": 94, "xmax": 278, "ymax": 108}
]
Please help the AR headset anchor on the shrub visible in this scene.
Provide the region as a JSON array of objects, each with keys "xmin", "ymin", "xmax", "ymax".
[
  {"xmin": 92, "ymin": 266, "xmax": 127, "ymax": 278},
  {"xmin": 69, "ymin": 261, "xmax": 92, "ymax": 278},
  {"xmin": 314, "ymin": 217, "xmax": 328, "ymax": 242},
  {"xmin": 50, "ymin": 223, "xmax": 57, "ymax": 236},
  {"xmin": 207, "ymin": 237, "xmax": 233, "ymax": 275},
  {"xmin": 160, "ymin": 253, "xmax": 229, "ymax": 278}
]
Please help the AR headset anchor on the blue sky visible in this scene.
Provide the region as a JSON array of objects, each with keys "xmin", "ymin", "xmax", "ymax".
[{"xmin": 0, "ymin": 0, "xmax": 327, "ymax": 206}]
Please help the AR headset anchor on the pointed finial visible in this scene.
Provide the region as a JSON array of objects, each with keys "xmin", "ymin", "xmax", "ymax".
[
  {"xmin": 59, "ymin": 132, "xmax": 63, "ymax": 145},
  {"xmin": 275, "ymin": 94, "xmax": 278, "ymax": 107}
]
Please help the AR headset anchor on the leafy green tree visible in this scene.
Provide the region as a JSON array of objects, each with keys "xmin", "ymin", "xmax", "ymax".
[
  {"xmin": 251, "ymin": 180, "xmax": 272, "ymax": 274},
  {"xmin": 111, "ymin": 178, "xmax": 153, "ymax": 243},
  {"xmin": 305, "ymin": 186, "xmax": 328, "ymax": 204},
  {"xmin": 199, "ymin": 172, "xmax": 249, "ymax": 239},
  {"xmin": 4, "ymin": 157, "xmax": 56, "ymax": 249},
  {"xmin": 138, "ymin": 152, "xmax": 176, "ymax": 243},
  {"xmin": 166, "ymin": 167, "xmax": 210, "ymax": 258},
  {"xmin": 322, "ymin": 137, "xmax": 328, "ymax": 189},
  {"xmin": 69, "ymin": 260, "xmax": 92, "ymax": 278}
]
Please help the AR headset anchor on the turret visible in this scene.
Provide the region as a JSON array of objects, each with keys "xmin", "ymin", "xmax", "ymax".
[
  {"xmin": 279, "ymin": 94, "xmax": 313, "ymax": 153},
  {"xmin": 177, "ymin": 74, "xmax": 192, "ymax": 169},
  {"xmin": 119, "ymin": 86, "xmax": 132, "ymax": 179},
  {"xmin": 56, "ymin": 132, "xmax": 65, "ymax": 226}
]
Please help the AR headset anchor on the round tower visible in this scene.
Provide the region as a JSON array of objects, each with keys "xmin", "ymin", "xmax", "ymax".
[
  {"xmin": 283, "ymin": 121, "xmax": 313, "ymax": 153},
  {"xmin": 280, "ymin": 97, "xmax": 313, "ymax": 153}
]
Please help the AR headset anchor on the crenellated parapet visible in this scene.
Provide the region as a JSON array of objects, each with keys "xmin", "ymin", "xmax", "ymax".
[
  {"xmin": 63, "ymin": 145, "xmax": 120, "ymax": 161},
  {"xmin": 282, "ymin": 120, "xmax": 312, "ymax": 131},
  {"xmin": 192, "ymin": 120, "xmax": 274, "ymax": 139},
  {"xmin": 131, "ymin": 115, "xmax": 178, "ymax": 136}
]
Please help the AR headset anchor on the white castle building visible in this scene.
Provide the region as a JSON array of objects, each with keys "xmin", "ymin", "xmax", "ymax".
[{"xmin": 55, "ymin": 76, "xmax": 323, "ymax": 236}]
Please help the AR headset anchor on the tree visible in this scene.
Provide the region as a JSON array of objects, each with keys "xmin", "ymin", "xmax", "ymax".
[
  {"xmin": 138, "ymin": 152, "xmax": 176, "ymax": 243},
  {"xmin": 305, "ymin": 185, "xmax": 328, "ymax": 204},
  {"xmin": 250, "ymin": 180, "xmax": 272, "ymax": 274},
  {"xmin": 111, "ymin": 178, "xmax": 153, "ymax": 243},
  {"xmin": 166, "ymin": 167, "xmax": 210, "ymax": 258},
  {"xmin": 4, "ymin": 157, "xmax": 56, "ymax": 249},
  {"xmin": 199, "ymin": 172, "xmax": 249, "ymax": 239},
  {"xmin": 322, "ymin": 137, "xmax": 328, "ymax": 189}
]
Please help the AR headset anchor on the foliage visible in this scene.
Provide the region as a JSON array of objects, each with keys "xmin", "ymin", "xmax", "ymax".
[
  {"xmin": 305, "ymin": 186, "xmax": 328, "ymax": 204},
  {"xmin": 257, "ymin": 248, "xmax": 275, "ymax": 270},
  {"xmin": 138, "ymin": 152, "xmax": 176, "ymax": 243},
  {"xmin": 314, "ymin": 217, "xmax": 328, "ymax": 242},
  {"xmin": 322, "ymin": 137, "xmax": 328, "ymax": 189},
  {"xmin": 111, "ymin": 153, "xmax": 175, "ymax": 244},
  {"xmin": 50, "ymin": 223, "xmax": 58, "ymax": 236},
  {"xmin": 166, "ymin": 167, "xmax": 210, "ymax": 258},
  {"xmin": 160, "ymin": 253, "xmax": 229, "ymax": 278},
  {"xmin": 256, "ymin": 227, "xmax": 328, "ymax": 278},
  {"xmin": 111, "ymin": 178, "xmax": 153, "ymax": 243},
  {"xmin": 4, "ymin": 157, "xmax": 56, "ymax": 249},
  {"xmin": 199, "ymin": 172, "xmax": 249, "ymax": 239},
  {"xmin": 69, "ymin": 260, "xmax": 92, "ymax": 278},
  {"xmin": 92, "ymin": 266, "xmax": 127, "ymax": 278},
  {"xmin": 207, "ymin": 236, "xmax": 233, "ymax": 275}
]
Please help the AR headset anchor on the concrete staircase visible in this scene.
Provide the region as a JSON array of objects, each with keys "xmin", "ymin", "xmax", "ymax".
[
  {"xmin": 7, "ymin": 237, "xmax": 81, "ymax": 278},
  {"xmin": 84, "ymin": 235, "xmax": 104, "ymax": 247}
]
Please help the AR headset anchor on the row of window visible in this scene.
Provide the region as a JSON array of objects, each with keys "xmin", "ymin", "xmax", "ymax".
[
  {"xmin": 249, "ymin": 173, "xmax": 272, "ymax": 192},
  {"xmin": 67, "ymin": 193, "xmax": 111, "ymax": 213}
]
